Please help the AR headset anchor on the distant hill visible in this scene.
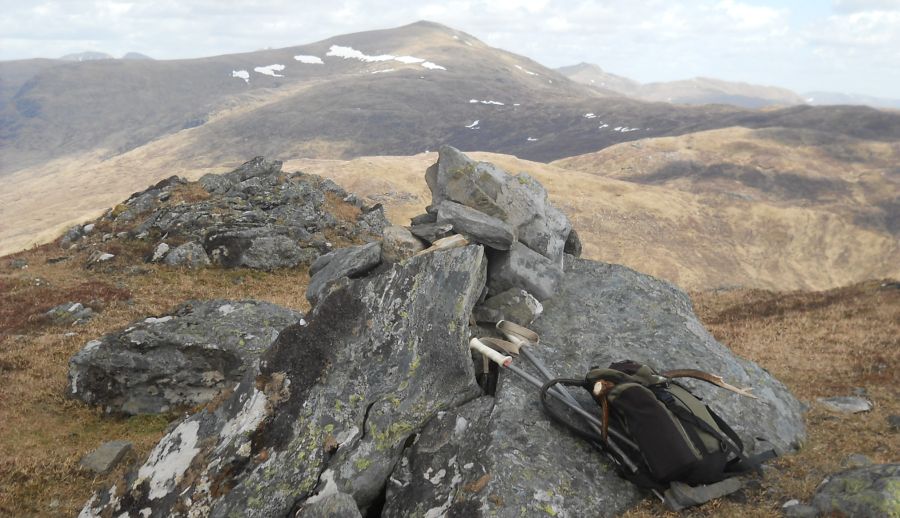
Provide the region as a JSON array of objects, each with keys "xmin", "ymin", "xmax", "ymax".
[
  {"xmin": 121, "ymin": 52, "xmax": 153, "ymax": 60},
  {"xmin": 59, "ymin": 51, "xmax": 114, "ymax": 61},
  {"xmin": 557, "ymin": 63, "xmax": 805, "ymax": 109},
  {"xmin": 4, "ymin": 21, "xmax": 900, "ymax": 177},
  {"xmin": 805, "ymin": 91, "xmax": 900, "ymax": 111}
]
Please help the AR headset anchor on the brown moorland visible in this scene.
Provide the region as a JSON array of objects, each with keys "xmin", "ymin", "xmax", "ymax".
[{"xmin": 1, "ymin": 234, "xmax": 897, "ymax": 516}]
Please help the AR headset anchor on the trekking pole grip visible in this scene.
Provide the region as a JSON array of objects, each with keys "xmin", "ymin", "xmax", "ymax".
[{"xmin": 470, "ymin": 338, "xmax": 512, "ymax": 367}]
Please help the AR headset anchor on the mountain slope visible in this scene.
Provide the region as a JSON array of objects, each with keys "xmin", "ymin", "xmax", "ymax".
[
  {"xmin": 558, "ymin": 62, "xmax": 807, "ymax": 108},
  {"xmin": 5, "ymin": 22, "xmax": 900, "ymax": 176}
]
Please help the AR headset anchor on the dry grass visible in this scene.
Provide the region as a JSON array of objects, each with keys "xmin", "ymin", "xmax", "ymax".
[
  {"xmin": 0, "ymin": 243, "xmax": 311, "ymax": 517},
  {"xmin": 2, "ymin": 231, "xmax": 897, "ymax": 516},
  {"xmin": 623, "ymin": 279, "xmax": 900, "ymax": 517}
]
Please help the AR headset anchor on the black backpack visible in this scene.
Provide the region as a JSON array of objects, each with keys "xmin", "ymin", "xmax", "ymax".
[{"xmin": 540, "ymin": 360, "xmax": 770, "ymax": 492}]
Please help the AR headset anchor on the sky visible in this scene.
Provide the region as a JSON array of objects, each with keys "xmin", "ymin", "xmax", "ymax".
[{"xmin": 1, "ymin": 0, "xmax": 898, "ymax": 98}]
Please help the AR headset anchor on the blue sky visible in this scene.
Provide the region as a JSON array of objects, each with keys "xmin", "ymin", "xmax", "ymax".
[{"xmin": 1, "ymin": 0, "xmax": 898, "ymax": 98}]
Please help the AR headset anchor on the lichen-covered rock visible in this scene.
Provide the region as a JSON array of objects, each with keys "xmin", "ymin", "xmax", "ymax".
[
  {"xmin": 44, "ymin": 302, "xmax": 95, "ymax": 325},
  {"xmin": 296, "ymin": 491, "xmax": 362, "ymax": 518},
  {"xmin": 472, "ymin": 288, "xmax": 543, "ymax": 325},
  {"xmin": 81, "ymin": 157, "xmax": 387, "ymax": 271},
  {"xmin": 306, "ymin": 242, "xmax": 382, "ymax": 305},
  {"xmin": 436, "ymin": 201, "xmax": 515, "ymax": 250},
  {"xmin": 79, "ymin": 245, "xmax": 486, "ymax": 517},
  {"xmin": 163, "ymin": 241, "xmax": 210, "ymax": 268},
  {"xmin": 425, "ymin": 146, "xmax": 571, "ymax": 263},
  {"xmin": 68, "ymin": 300, "xmax": 303, "ymax": 415},
  {"xmin": 487, "ymin": 241, "xmax": 564, "ymax": 300},
  {"xmin": 812, "ymin": 464, "xmax": 900, "ymax": 518},
  {"xmin": 381, "ymin": 226, "xmax": 425, "ymax": 263}
]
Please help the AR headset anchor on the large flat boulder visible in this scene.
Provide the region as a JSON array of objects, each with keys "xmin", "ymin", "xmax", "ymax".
[
  {"xmin": 812, "ymin": 464, "xmax": 900, "ymax": 518},
  {"xmin": 68, "ymin": 300, "xmax": 303, "ymax": 415},
  {"xmin": 80, "ymin": 245, "xmax": 487, "ymax": 517},
  {"xmin": 385, "ymin": 256, "xmax": 805, "ymax": 517}
]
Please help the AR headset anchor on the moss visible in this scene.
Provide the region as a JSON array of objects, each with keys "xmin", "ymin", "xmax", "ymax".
[
  {"xmin": 372, "ymin": 421, "xmax": 416, "ymax": 451},
  {"xmin": 354, "ymin": 457, "xmax": 372, "ymax": 471},
  {"xmin": 334, "ymin": 400, "xmax": 343, "ymax": 412},
  {"xmin": 539, "ymin": 503, "xmax": 557, "ymax": 516}
]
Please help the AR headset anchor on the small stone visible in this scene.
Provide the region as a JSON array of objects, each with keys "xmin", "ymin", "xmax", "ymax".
[
  {"xmin": 102, "ymin": 233, "xmax": 113, "ymax": 242},
  {"xmin": 843, "ymin": 454, "xmax": 874, "ymax": 468},
  {"xmin": 296, "ymin": 491, "xmax": 362, "ymax": 518},
  {"xmin": 79, "ymin": 441, "xmax": 132, "ymax": 474},
  {"xmin": 888, "ymin": 415, "xmax": 900, "ymax": 431},
  {"xmin": 9, "ymin": 258, "xmax": 28, "ymax": 269},
  {"xmin": 472, "ymin": 288, "xmax": 543, "ymax": 325},
  {"xmin": 783, "ymin": 504, "xmax": 818, "ymax": 518},
  {"xmin": 817, "ymin": 396, "xmax": 873, "ymax": 413},
  {"xmin": 381, "ymin": 226, "xmax": 425, "ymax": 263},
  {"xmin": 409, "ymin": 222, "xmax": 454, "ymax": 244},
  {"xmin": 782, "ymin": 499, "xmax": 800, "ymax": 508},
  {"xmin": 436, "ymin": 201, "xmax": 515, "ymax": 250},
  {"xmin": 409, "ymin": 212, "xmax": 437, "ymax": 225},
  {"xmin": 151, "ymin": 242, "xmax": 170, "ymax": 262},
  {"xmin": 83, "ymin": 223, "xmax": 96, "ymax": 234},
  {"xmin": 164, "ymin": 242, "xmax": 210, "ymax": 269}
]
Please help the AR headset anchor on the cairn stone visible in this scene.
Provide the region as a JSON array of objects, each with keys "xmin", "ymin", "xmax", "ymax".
[
  {"xmin": 306, "ymin": 242, "xmax": 382, "ymax": 305},
  {"xmin": 472, "ymin": 288, "xmax": 543, "ymax": 325},
  {"xmin": 381, "ymin": 226, "xmax": 425, "ymax": 263},
  {"xmin": 487, "ymin": 242, "xmax": 564, "ymax": 300}
]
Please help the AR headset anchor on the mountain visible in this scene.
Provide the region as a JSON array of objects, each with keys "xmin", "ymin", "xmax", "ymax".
[
  {"xmin": 5, "ymin": 21, "xmax": 900, "ymax": 178},
  {"xmin": 59, "ymin": 51, "xmax": 114, "ymax": 61},
  {"xmin": 121, "ymin": 52, "xmax": 153, "ymax": 60},
  {"xmin": 805, "ymin": 91, "xmax": 900, "ymax": 111},
  {"xmin": 557, "ymin": 62, "xmax": 806, "ymax": 108}
]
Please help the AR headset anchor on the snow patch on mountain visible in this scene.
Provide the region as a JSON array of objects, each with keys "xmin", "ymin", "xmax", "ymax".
[
  {"xmin": 469, "ymin": 99, "xmax": 505, "ymax": 105},
  {"xmin": 293, "ymin": 55, "xmax": 324, "ymax": 64},
  {"xmin": 254, "ymin": 64, "xmax": 285, "ymax": 77},
  {"xmin": 465, "ymin": 120, "xmax": 480, "ymax": 129},
  {"xmin": 232, "ymin": 70, "xmax": 249, "ymax": 83},
  {"xmin": 326, "ymin": 45, "xmax": 445, "ymax": 70},
  {"xmin": 515, "ymin": 65, "xmax": 538, "ymax": 76}
]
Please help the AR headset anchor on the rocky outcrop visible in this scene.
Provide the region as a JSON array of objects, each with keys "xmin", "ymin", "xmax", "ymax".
[
  {"xmin": 80, "ymin": 245, "xmax": 486, "ymax": 517},
  {"xmin": 383, "ymin": 256, "xmax": 805, "ymax": 516},
  {"xmin": 77, "ymin": 152, "xmax": 807, "ymax": 517},
  {"xmin": 812, "ymin": 464, "xmax": 900, "ymax": 517},
  {"xmin": 68, "ymin": 300, "xmax": 303, "ymax": 414},
  {"xmin": 60, "ymin": 157, "xmax": 388, "ymax": 271}
]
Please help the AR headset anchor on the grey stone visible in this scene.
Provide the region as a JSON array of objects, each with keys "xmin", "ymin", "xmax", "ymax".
[
  {"xmin": 9, "ymin": 258, "xmax": 28, "ymax": 269},
  {"xmin": 664, "ymin": 479, "xmax": 744, "ymax": 511},
  {"xmin": 306, "ymin": 242, "xmax": 382, "ymax": 305},
  {"xmin": 80, "ymin": 441, "xmax": 132, "ymax": 474},
  {"xmin": 488, "ymin": 241, "xmax": 564, "ymax": 300},
  {"xmin": 80, "ymin": 245, "xmax": 486, "ymax": 517},
  {"xmin": 409, "ymin": 212, "xmax": 436, "ymax": 225},
  {"xmin": 564, "ymin": 228, "xmax": 583, "ymax": 257},
  {"xmin": 381, "ymin": 226, "xmax": 425, "ymax": 263},
  {"xmin": 239, "ymin": 235, "xmax": 304, "ymax": 270},
  {"xmin": 888, "ymin": 414, "xmax": 900, "ymax": 431},
  {"xmin": 163, "ymin": 242, "xmax": 210, "ymax": 268},
  {"xmin": 151, "ymin": 242, "xmax": 170, "ymax": 262},
  {"xmin": 297, "ymin": 491, "xmax": 361, "ymax": 518},
  {"xmin": 60, "ymin": 225, "xmax": 83, "ymax": 248},
  {"xmin": 83, "ymin": 223, "xmax": 96, "ymax": 234},
  {"xmin": 472, "ymin": 288, "xmax": 543, "ymax": 325},
  {"xmin": 818, "ymin": 396, "xmax": 873, "ymax": 413},
  {"xmin": 812, "ymin": 464, "xmax": 900, "ymax": 518},
  {"xmin": 408, "ymin": 222, "xmax": 453, "ymax": 244},
  {"xmin": 843, "ymin": 453, "xmax": 874, "ymax": 469},
  {"xmin": 67, "ymin": 300, "xmax": 303, "ymax": 414},
  {"xmin": 425, "ymin": 147, "xmax": 572, "ymax": 262},
  {"xmin": 199, "ymin": 173, "xmax": 233, "ymax": 194},
  {"xmin": 783, "ymin": 503, "xmax": 818, "ymax": 518},
  {"xmin": 44, "ymin": 302, "xmax": 95, "ymax": 325},
  {"xmin": 436, "ymin": 201, "xmax": 515, "ymax": 250}
]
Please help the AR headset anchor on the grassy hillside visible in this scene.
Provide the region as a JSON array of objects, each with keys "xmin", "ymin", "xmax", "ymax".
[{"xmin": 1, "ymin": 239, "xmax": 895, "ymax": 516}]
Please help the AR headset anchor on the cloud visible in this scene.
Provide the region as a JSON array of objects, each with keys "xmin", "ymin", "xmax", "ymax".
[{"xmin": 0, "ymin": 0, "xmax": 896, "ymax": 97}]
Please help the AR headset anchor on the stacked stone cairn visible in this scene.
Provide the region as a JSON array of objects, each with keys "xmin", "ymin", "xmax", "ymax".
[{"xmin": 308, "ymin": 145, "xmax": 581, "ymax": 325}]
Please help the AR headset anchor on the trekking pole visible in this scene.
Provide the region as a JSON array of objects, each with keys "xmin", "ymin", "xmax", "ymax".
[
  {"xmin": 470, "ymin": 338, "xmax": 640, "ymax": 472},
  {"xmin": 495, "ymin": 321, "xmax": 643, "ymax": 446}
]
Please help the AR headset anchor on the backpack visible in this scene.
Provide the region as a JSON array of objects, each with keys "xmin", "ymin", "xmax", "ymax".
[{"xmin": 540, "ymin": 360, "xmax": 771, "ymax": 493}]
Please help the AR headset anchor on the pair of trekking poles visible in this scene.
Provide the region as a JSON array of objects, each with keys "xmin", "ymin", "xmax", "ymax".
[{"xmin": 469, "ymin": 320, "xmax": 666, "ymax": 502}]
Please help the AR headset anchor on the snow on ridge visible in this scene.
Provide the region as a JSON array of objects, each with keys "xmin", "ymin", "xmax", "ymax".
[
  {"xmin": 293, "ymin": 55, "xmax": 323, "ymax": 64},
  {"xmin": 469, "ymin": 99, "xmax": 505, "ymax": 105},
  {"xmin": 254, "ymin": 64, "xmax": 285, "ymax": 77},
  {"xmin": 327, "ymin": 45, "xmax": 445, "ymax": 70},
  {"xmin": 515, "ymin": 64, "xmax": 538, "ymax": 76},
  {"xmin": 465, "ymin": 120, "xmax": 480, "ymax": 129},
  {"xmin": 583, "ymin": 113, "xmax": 596, "ymax": 119},
  {"xmin": 527, "ymin": 137, "xmax": 539, "ymax": 142},
  {"xmin": 372, "ymin": 68, "xmax": 396, "ymax": 74},
  {"xmin": 232, "ymin": 70, "xmax": 249, "ymax": 83}
]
